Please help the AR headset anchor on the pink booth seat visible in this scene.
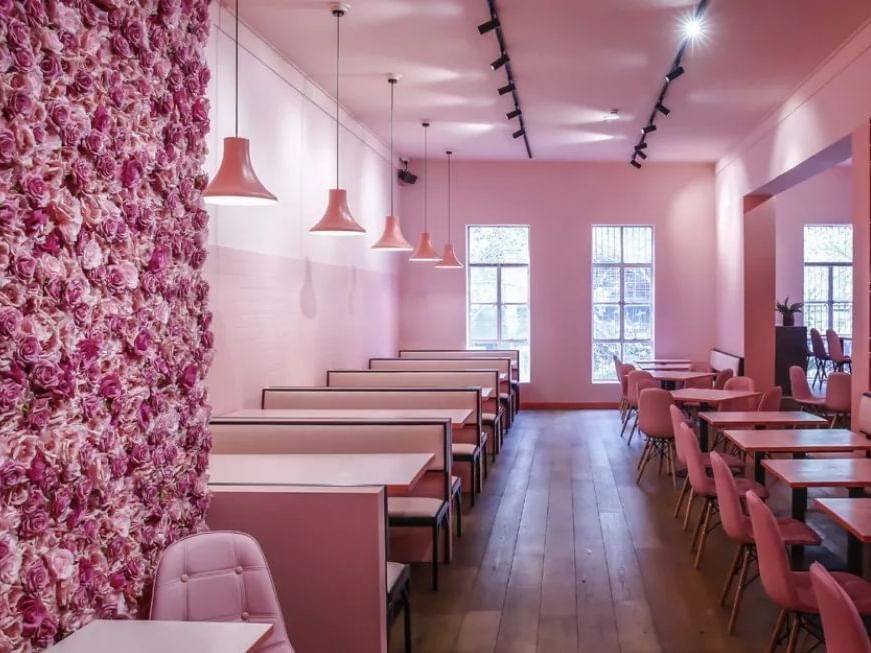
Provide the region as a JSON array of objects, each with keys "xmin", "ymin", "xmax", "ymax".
[
  {"xmin": 746, "ymin": 491, "xmax": 871, "ymax": 653},
  {"xmin": 788, "ymin": 365, "xmax": 825, "ymax": 412},
  {"xmin": 150, "ymin": 531, "xmax": 294, "ymax": 653},
  {"xmin": 208, "ymin": 485, "xmax": 390, "ymax": 653},
  {"xmin": 809, "ymin": 562, "xmax": 871, "ymax": 653}
]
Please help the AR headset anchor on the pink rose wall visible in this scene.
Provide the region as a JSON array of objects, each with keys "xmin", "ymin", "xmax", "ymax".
[{"xmin": 0, "ymin": 1, "xmax": 213, "ymax": 649}]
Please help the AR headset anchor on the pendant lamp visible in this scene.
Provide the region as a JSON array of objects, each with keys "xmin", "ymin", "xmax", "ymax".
[
  {"xmin": 203, "ymin": 0, "xmax": 277, "ymax": 206},
  {"xmin": 435, "ymin": 150, "xmax": 463, "ymax": 269},
  {"xmin": 310, "ymin": 3, "xmax": 365, "ymax": 235},
  {"xmin": 372, "ymin": 74, "xmax": 412, "ymax": 250},
  {"xmin": 409, "ymin": 121, "xmax": 441, "ymax": 261}
]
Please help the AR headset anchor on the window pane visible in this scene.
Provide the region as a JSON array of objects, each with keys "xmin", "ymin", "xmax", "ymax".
[
  {"xmin": 623, "ymin": 267, "xmax": 651, "ymax": 304},
  {"xmin": 469, "ymin": 266, "xmax": 497, "ymax": 303},
  {"xmin": 804, "ymin": 266, "xmax": 828, "ymax": 302},
  {"xmin": 623, "ymin": 341, "xmax": 653, "ymax": 365},
  {"xmin": 593, "ymin": 266, "xmax": 620, "ymax": 302},
  {"xmin": 832, "ymin": 303, "xmax": 852, "ymax": 337},
  {"xmin": 592, "ymin": 227, "xmax": 621, "ymax": 264},
  {"xmin": 593, "ymin": 304, "xmax": 620, "ymax": 340},
  {"xmin": 804, "ymin": 302, "xmax": 828, "ymax": 332},
  {"xmin": 624, "ymin": 305, "xmax": 651, "ymax": 340},
  {"xmin": 623, "ymin": 227, "xmax": 653, "ymax": 264},
  {"xmin": 501, "ymin": 304, "xmax": 529, "ymax": 341},
  {"xmin": 501, "ymin": 267, "xmax": 529, "ymax": 303},
  {"xmin": 832, "ymin": 266, "xmax": 852, "ymax": 302},
  {"xmin": 469, "ymin": 304, "xmax": 497, "ymax": 340},
  {"xmin": 592, "ymin": 342, "xmax": 621, "ymax": 381},
  {"xmin": 468, "ymin": 226, "xmax": 529, "ymax": 264},
  {"xmin": 804, "ymin": 225, "xmax": 852, "ymax": 263},
  {"xmin": 517, "ymin": 344, "xmax": 530, "ymax": 383}
]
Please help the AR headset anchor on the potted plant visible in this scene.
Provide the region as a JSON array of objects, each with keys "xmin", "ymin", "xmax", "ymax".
[{"xmin": 776, "ymin": 297, "xmax": 803, "ymax": 326}]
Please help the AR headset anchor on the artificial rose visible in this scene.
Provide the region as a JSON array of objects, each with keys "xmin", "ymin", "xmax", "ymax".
[{"xmin": 0, "ymin": 129, "xmax": 14, "ymax": 166}]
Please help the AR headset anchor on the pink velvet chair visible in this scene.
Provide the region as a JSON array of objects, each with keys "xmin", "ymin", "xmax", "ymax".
[
  {"xmin": 150, "ymin": 531, "xmax": 295, "ymax": 653},
  {"xmin": 757, "ymin": 386, "xmax": 783, "ymax": 412},
  {"xmin": 746, "ymin": 491, "xmax": 871, "ymax": 652},
  {"xmin": 635, "ymin": 388, "xmax": 676, "ymax": 486},
  {"xmin": 788, "ymin": 365, "xmax": 824, "ymax": 412},
  {"xmin": 623, "ymin": 370, "xmax": 655, "ymax": 444},
  {"xmin": 617, "ymin": 361, "xmax": 635, "ymax": 423},
  {"xmin": 675, "ymin": 421, "xmax": 768, "ymax": 569},
  {"xmin": 719, "ymin": 376, "xmax": 757, "ymax": 411},
  {"xmin": 826, "ymin": 328, "xmax": 852, "ymax": 373},
  {"xmin": 809, "ymin": 328, "xmax": 830, "ymax": 388},
  {"xmin": 710, "ymin": 453, "xmax": 819, "ymax": 634},
  {"xmin": 824, "ymin": 371, "xmax": 851, "ymax": 427},
  {"xmin": 713, "ymin": 368, "xmax": 734, "ymax": 390},
  {"xmin": 810, "ymin": 562, "xmax": 871, "ymax": 653}
]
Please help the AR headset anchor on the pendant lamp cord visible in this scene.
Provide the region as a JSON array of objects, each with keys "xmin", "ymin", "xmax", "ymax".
[
  {"xmin": 423, "ymin": 124, "xmax": 428, "ymax": 231},
  {"xmin": 234, "ymin": 0, "xmax": 239, "ymax": 137},
  {"xmin": 335, "ymin": 10, "xmax": 340, "ymax": 189},
  {"xmin": 447, "ymin": 151, "xmax": 452, "ymax": 238},
  {"xmin": 389, "ymin": 80, "xmax": 394, "ymax": 216}
]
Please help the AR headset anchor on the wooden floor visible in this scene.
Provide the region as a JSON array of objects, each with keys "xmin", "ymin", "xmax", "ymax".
[{"xmin": 391, "ymin": 409, "xmax": 851, "ymax": 653}]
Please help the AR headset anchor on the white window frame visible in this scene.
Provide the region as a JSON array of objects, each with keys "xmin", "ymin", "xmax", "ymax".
[
  {"xmin": 465, "ymin": 225, "xmax": 531, "ymax": 382},
  {"xmin": 591, "ymin": 225, "xmax": 655, "ymax": 383},
  {"xmin": 802, "ymin": 224, "xmax": 853, "ymax": 343}
]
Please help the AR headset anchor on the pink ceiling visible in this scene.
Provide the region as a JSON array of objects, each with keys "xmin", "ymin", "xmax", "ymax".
[{"xmin": 238, "ymin": 0, "xmax": 871, "ymax": 162}]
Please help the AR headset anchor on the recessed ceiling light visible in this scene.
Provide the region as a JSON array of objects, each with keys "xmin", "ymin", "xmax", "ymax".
[{"xmin": 603, "ymin": 109, "xmax": 620, "ymax": 122}]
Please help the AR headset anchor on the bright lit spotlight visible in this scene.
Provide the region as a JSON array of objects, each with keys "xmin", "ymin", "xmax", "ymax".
[{"xmin": 681, "ymin": 14, "xmax": 705, "ymax": 40}]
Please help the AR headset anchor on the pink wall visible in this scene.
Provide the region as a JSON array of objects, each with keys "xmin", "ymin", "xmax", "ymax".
[
  {"xmin": 714, "ymin": 20, "xmax": 871, "ymax": 414},
  {"xmin": 203, "ymin": 7, "xmax": 400, "ymax": 414},
  {"xmin": 397, "ymin": 161, "xmax": 717, "ymax": 404},
  {"xmin": 775, "ymin": 165, "xmax": 853, "ymax": 314}
]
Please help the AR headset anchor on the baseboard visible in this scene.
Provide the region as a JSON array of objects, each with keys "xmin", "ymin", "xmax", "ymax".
[{"xmin": 521, "ymin": 402, "xmax": 619, "ymax": 410}]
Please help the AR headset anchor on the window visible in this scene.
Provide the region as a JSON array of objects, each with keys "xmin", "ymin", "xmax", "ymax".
[
  {"xmin": 803, "ymin": 225, "xmax": 852, "ymax": 348},
  {"xmin": 592, "ymin": 226, "xmax": 654, "ymax": 382},
  {"xmin": 466, "ymin": 226, "xmax": 531, "ymax": 382}
]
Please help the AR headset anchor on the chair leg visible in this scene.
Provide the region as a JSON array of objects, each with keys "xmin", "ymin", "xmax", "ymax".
[
  {"xmin": 620, "ymin": 408, "xmax": 633, "ymax": 439},
  {"xmin": 785, "ymin": 614, "xmax": 801, "ymax": 653},
  {"xmin": 682, "ymin": 489, "xmax": 696, "ymax": 531},
  {"xmin": 694, "ymin": 501, "xmax": 713, "ymax": 569},
  {"xmin": 627, "ymin": 413, "xmax": 639, "ymax": 445},
  {"xmin": 403, "ymin": 589, "xmax": 412, "ymax": 653},
  {"xmin": 690, "ymin": 499, "xmax": 707, "ymax": 551},
  {"xmin": 482, "ymin": 443, "xmax": 489, "ymax": 479},
  {"xmin": 455, "ymin": 492, "xmax": 462, "ymax": 538},
  {"xmin": 728, "ymin": 546, "xmax": 752, "ymax": 635},
  {"xmin": 673, "ymin": 477, "xmax": 689, "ymax": 518},
  {"xmin": 720, "ymin": 543, "xmax": 744, "ymax": 607},
  {"xmin": 636, "ymin": 438, "xmax": 652, "ymax": 470},
  {"xmin": 431, "ymin": 523, "xmax": 439, "ymax": 591},
  {"xmin": 668, "ymin": 442, "xmax": 677, "ymax": 489},
  {"xmin": 766, "ymin": 609, "xmax": 788, "ymax": 653},
  {"xmin": 636, "ymin": 441, "xmax": 654, "ymax": 485}
]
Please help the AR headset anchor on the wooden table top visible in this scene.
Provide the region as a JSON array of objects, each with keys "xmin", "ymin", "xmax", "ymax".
[
  {"xmin": 648, "ymin": 370, "xmax": 716, "ymax": 382},
  {"xmin": 636, "ymin": 358, "xmax": 692, "ymax": 365},
  {"xmin": 700, "ymin": 411, "xmax": 829, "ymax": 427},
  {"xmin": 225, "ymin": 407, "xmax": 472, "ymax": 427},
  {"xmin": 670, "ymin": 388, "xmax": 761, "ymax": 404},
  {"xmin": 47, "ymin": 620, "xmax": 272, "ymax": 653},
  {"xmin": 762, "ymin": 458, "xmax": 871, "ymax": 488},
  {"xmin": 209, "ymin": 453, "xmax": 435, "ymax": 492},
  {"xmin": 724, "ymin": 429, "xmax": 871, "ymax": 453},
  {"xmin": 816, "ymin": 498, "xmax": 871, "ymax": 543},
  {"xmin": 638, "ymin": 363, "xmax": 692, "ymax": 371}
]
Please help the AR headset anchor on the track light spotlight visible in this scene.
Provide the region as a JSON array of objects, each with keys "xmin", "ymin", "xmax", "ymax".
[
  {"xmin": 506, "ymin": 108, "xmax": 521, "ymax": 119},
  {"xmin": 636, "ymin": 149, "xmax": 648, "ymax": 160},
  {"xmin": 498, "ymin": 82, "xmax": 515, "ymax": 95},
  {"xmin": 635, "ymin": 141, "xmax": 648, "ymax": 150},
  {"xmin": 630, "ymin": 159, "xmax": 642, "ymax": 169},
  {"xmin": 491, "ymin": 53, "xmax": 510, "ymax": 70},
  {"xmin": 655, "ymin": 102, "xmax": 671, "ymax": 116},
  {"xmin": 477, "ymin": 17, "xmax": 500, "ymax": 34},
  {"xmin": 665, "ymin": 65, "xmax": 685, "ymax": 82},
  {"xmin": 512, "ymin": 128, "xmax": 525, "ymax": 139},
  {"xmin": 641, "ymin": 123, "xmax": 657, "ymax": 135}
]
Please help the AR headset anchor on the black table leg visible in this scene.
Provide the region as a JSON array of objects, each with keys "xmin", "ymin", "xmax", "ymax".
[
  {"xmin": 699, "ymin": 419, "xmax": 710, "ymax": 453},
  {"xmin": 790, "ymin": 487, "xmax": 808, "ymax": 566},
  {"xmin": 847, "ymin": 532, "xmax": 864, "ymax": 576},
  {"xmin": 754, "ymin": 452, "xmax": 765, "ymax": 484},
  {"xmin": 663, "ymin": 380, "xmax": 676, "ymax": 391}
]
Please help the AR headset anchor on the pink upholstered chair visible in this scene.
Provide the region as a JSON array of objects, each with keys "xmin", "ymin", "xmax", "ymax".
[
  {"xmin": 826, "ymin": 328, "xmax": 852, "ymax": 373},
  {"xmin": 810, "ymin": 328, "xmax": 831, "ymax": 389},
  {"xmin": 710, "ymin": 453, "xmax": 819, "ymax": 634},
  {"xmin": 713, "ymin": 368, "xmax": 734, "ymax": 390},
  {"xmin": 623, "ymin": 370, "xmax": 655, "ymax": 444},
  {"xmin": 789, "ymin": 365, "xmax": 824, "ymax": 412},
  {"xmin": 757, "ymin": 386, "xmax": 783, "ymax": 412},
  {"xmin": 825, "ymin": 371, "xmax": 852, "ymax": 427},
  {"xmin": 675, "ymin": 421, "xmax": 768, "ymax": 569},
  {"xmin": 746, "ymin": 491, "xmax": 871, "ymax": 652},
  {"xmin": 150, "ymin": 531, "xmax": 295, "ymax": 653},
  {"xmin": 810, "ymin": 562, "xmax": 871, "ymax": 653},
  {"xmin": 617, "ymin": 361, "xmax": 635, "ymax": 423},
  {"xmin": 719, "ymin": 376, "xmax": 757, "ymax": 412},
  {"xmin": 635, "ymin": 388, "xmax": 676, "ymax": 486}
]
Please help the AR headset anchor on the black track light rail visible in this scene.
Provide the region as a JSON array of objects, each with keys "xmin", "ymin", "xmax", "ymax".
[
  {"xmin": 631, "ymin": 0, "xmax": 710, "ymax": 168},
  {"xmin": 483, "ymin": 0, "xmax": 532, "ymax": 159}
]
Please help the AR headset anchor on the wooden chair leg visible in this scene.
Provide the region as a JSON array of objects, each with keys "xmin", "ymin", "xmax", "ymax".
[
  {"xmin": 682, "ymin": 489, "xmax": 696, "ymax": 531},
  {"xmin": 694, "ymin": 501, "xmax": 713, "ymax": 568},
  {"xmin": 668, "ymin": 442, "xmax": 677, "ymax": 489},
  {"xmin": 403, "ymin": 590, "xmax": 412, "ymax": 653},
  {"xmin": 673, "ymin": 477, "xmax": 689, "ymax": 518},
  {"xmin": 766, "ymin": 610, "xmax": 788, "ymax": 653},
  {"xmin": 627, "ymin": 413, "xmax": 639, "ymax": 445},
  {"xmin": 728, "ymin": 546, "xmax": 752, "ymax": 634},
  {"xmin": 785, "ymin": 615, "xmax": 801, "ymax": 653},
  {"xmin": 690, "ymin": 499, "xmax": 707, "ymax": 552},
  {"xmin": 636, "ymin": 441, "xmax": 654, "ymax": 484},
  {"xmin": 720, "ymin": 543, "xmax": 744, "ymax": 606},
  {"xmin": 636, "ymin": 438, "xmax": 651, "ymax": 470}
]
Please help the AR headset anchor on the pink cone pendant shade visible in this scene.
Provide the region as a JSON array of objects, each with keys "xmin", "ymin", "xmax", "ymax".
[
  {"xmin": 436, "ymin": 150, "xmax": 464, "ymax": 269},
  {"xmin": 372, "ymin": 74, "xmax": 412, "ymax": 250},
  {"xmin": 203, "ymin": 0, "xmax": 277, "ymax": 207},
  {"xmin": 409, "ymin": 231, "xmax": 441, "ymax": 261},
  {"xmin": 204, "ymin": 137, "xmax": 277, "ymax": 205},
  {"xmin": 310, "ymin": 3, "xmax": 365, "ymax": 235}
]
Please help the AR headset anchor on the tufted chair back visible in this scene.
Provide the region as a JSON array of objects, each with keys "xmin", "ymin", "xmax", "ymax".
[{"xmin": 150, "ymin": 530, "xmax": 294, "ymax": 652}]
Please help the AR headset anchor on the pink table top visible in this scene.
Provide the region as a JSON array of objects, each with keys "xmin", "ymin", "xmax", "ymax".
[
  {"xmin": 700, "ymin": 411, "xmax": 829, "ymax": 427},
  {"xmin": 225, "ymin": 407, "xmax": 472, "ymax": 427},
  {"xmin": 816, "ymin": 498, "xmax": 871, "ymax": 543},
  {"xmin": 209, "ymin": 453, "xmax": 435, "ymax": 493},
  {"xmin": 670, "ymin": 388, "xmax": 761, "ymax": 405},
  {"xmin": 724, "ymin": 429, "xmax": 871, "ymax": 453},
  {"xmin": 638, "ymin": 362, "xmax": 692, "ymax": 371},
  {"xmin": 648, "ymin": 370, "xmax": 716, "ymax": 382},
  {"xmin": 47, "ymin": 620, "xmax": 272, "ymax": 653},
  {"xmin": 635, "ymin": 358, "xmax": 692, "ymax": 365},
  {"xmin": 762, "ymin": 458, "xmax": 871, "ymax": 488}
]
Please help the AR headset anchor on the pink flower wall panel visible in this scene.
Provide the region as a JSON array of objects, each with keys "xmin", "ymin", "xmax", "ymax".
[{"xmin": 0, "ymin": 1, "xmax": 212, "ymax": 649}]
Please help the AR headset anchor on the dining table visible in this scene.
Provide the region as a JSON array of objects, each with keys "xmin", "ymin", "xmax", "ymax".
[
  {"xmin": 209, "ymin": 452, "xmax": 435, "ymax": 495},
  {"xmin": 668, "ymin": 390, "xmax": 762, "ymax": 449},
  {"xmin": 648, "ymin": 370, "xmax": 715, "ymax": 390},
  {"xmin": 816, "ymin": 497, "xmax": 871, "ymax": 574},
  {"xmin": 723, "ymin": 428, "xmax": 871, "ymax": 483},
  {"xmin": 698, "ymin": 410, "xmax": 829, "ymax": 453},
  {"xmin": 636, "ymin": 358, "xmax": 692, "ymax": 365},
  {"xmin": 638, "ymin": 362, "xmax": 692, "ymax": 371},
  {"xmin": 47, "ymin": 620, "xmax": 272, "ymax": 653},
  {"xmin": 225, "ymin": 407, "xmax": 473, "ymax": 428}
]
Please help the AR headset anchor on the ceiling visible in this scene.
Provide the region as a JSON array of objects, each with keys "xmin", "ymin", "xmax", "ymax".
[{"xmin": 239, "ymin": 0, "xmax": 871, "ymax": 162}]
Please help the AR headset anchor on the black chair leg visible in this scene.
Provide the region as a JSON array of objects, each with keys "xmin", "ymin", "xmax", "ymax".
[
  {"xmin": 403, "ymin": 589, "xmax": 412, "ymax": 653},
  {"xmin": 431, "ymin": 523, "xmax": 439, "ymax": 591}
]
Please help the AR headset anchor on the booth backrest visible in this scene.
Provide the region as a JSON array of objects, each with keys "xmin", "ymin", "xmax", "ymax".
[
  {"xmin": 326, "ymin": 370, "xmax": 498, "ymax": 398},
  {"xmin": 709, "ymin": 349, "xmax": 743, "ymax": 375},
  {"xmin": 859, "ymin": 392, "xmax": 871, "ymax": 436},
  {"xmin": 399, "ymin": 349, "xmax": 520, "ymax": 379},
  {"xmin": 369, "ymin": 357, "xmax": 511, "ymax": 377},
  {"xmin": 209, "ymin": 418, "xmax": 452, "ymax": 501}
]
